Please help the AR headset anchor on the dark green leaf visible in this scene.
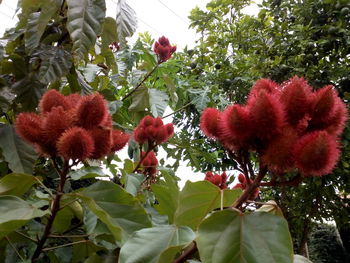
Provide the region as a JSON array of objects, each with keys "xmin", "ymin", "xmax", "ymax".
[
  {"xmin": 196, "ymin": 209, "xmax": 294, "ymax": 263},
  {"xmin": 0, "ymin": 195, "xmax": 47, "ymax": 238},
  {"xmin": 128, "ymin": 86, "xmax": 149, "ymax": 112},
  {"xmin": 0, "ymin": 125, "xmax": 38, "ymax": 174},
  {"xmin": 174, "ymin": 181, "xmax": 241, "ymax": 230},
  {"xmin": 0, "ymin": 86, "xmax": 16, "ymax": 112},
  {"xmin": 188, "ymin": 87, "xmax": 211, "ymax": 111},
  {"xmin": 119, "ymin": 225, "xmax": 195, "ymax": 263},
  {"xmin": 66, "ymin": 0, "xmax": 106, "ymax": 60},
  {"xmin": 101, "ymin": 17, "xmax": 118, "ymax": 50},
  {"xmin": 115, "ymin": 0, "xmax": 137, "ymax": 45},
  {"xmin": 69, "ymin": 166, "xmax": 106, "ymax": 180},
  {"xmin": 0, "ymin": 173, "xmax": 38, "ymax": 196},
  {"xmin": 78, "ymin": 181, "xmax": 151, "ymax": 241},
  {"xmin": 125, "ymin": 173, "xmax": 144, "ymax": 196}
]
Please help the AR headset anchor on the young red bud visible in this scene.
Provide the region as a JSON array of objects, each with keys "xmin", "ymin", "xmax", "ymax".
[
  {"xmin": 15, "ymin": 113, "xmax": 43, "ymax": 144},
  {"xmin": 111, "ymin": 129, "xmax": 129, "ymax": 152},
  {"xmin": 155, "ymin": 126, "xmax": 168, "ymax": 144},
  {"xmin": 165, "ymin": 123, "xmax": 174, "ymax": 137},
  {"xmin": 142, "ymin": 115, "xmax": 154, "ymax": 127},
  {"xmin": 154, "ymin": 117, "xmax": 163, "ymax": 128},
  {"xmin": 248, "ymin": 78, "xmax": 280, "ymax": 104},
  {"xmin": 134, "ymin": 127, "xmax": 147, "ymax": 144},
  {"xmin": 57, "ymin": 127, "xmax": 94, "ymax": 161},
  {"xmin": 238, "ymin": 173, "xmax": 246, "ymax": 184},
  {"xmin": 89, "ymin": 127, "xmax": 112, "ymax": 159}
]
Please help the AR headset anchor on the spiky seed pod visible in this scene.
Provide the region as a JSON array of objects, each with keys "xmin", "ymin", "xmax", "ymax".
[
  {"xmin": 238, "ymin": 173, "xmax": 246, "ymax": 184},
  {"xmin": 142, "ymin": 115, "xmax": 154, "ymax": 127},
  {"xmin": 39, "ymin": 90, "xmax": 70, "ymax": 113},
  {"xmin": 220, "ymin": 105, "xmax": 253, "ymax": 145},
  {"xmin": 134, "ymin": 127, "xmax": 147, "ymax": 144},
  {"xmin": 15, "ymin": 113, "xmax": 43, "ymax": 144},
  {"xmin": 293, "ymin": 131, "xmax": 340, "ymax": 176},
  {"xmin": 280, "ymin": 76, "xmax": 313, "ymax": 126},
  {"xmin": 111, "ymin": 129, "xmax": 129, "ymax": 152},
  {"xmin": 325, "ymin": 99, "xmax": 348, "ymax": 136},
  {"xmin": 309, "ymin": 85, "xmax": 337, "ymax": 127},
  {"xmin": 57, "ymin": 127, "xmax": 94, "ymax": 161},
  {"xmin": 153, "ymin": 117, "xmax": 163, "ymax": 128},
  {"xmin": 155, "ymin": 126, "xmax": 168, "ymax": 144},
  {"xmin": 247, "ymin": 78, "xmax": 280, "ymax": 104},
  {"xmin": 66, "ymin": 93, "xmax": 82, "ymax": 109},
  {"xmin": 261, "ymin": 126, "xmax": 298, "ymax": 173},
  {"xmin": 89, "ymin": 127, "xmax": 112, "ymax": 159},
  {"xmin": 76, "ymin": 93, "xmax": 108, "ymax": 129},
  {"xmin": 200, "ymin": 108, "xmax": 221, "ymax": 138},
  {"xmin": 42, "ymin": 106, "xmax": 73, "ymax": 144},
  {"xmin": 249, "ymin": 91, "xmax": 285, "ymax": 141},
  {"xmin": 165, "ymin": 123, "xmax": 174, "ymax": 137}
]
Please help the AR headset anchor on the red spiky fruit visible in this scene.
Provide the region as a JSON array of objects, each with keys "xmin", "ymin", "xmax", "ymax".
[
  {"xmin": 15, "ymin": 113, "xmax": 43, "ymax": 144},
  {"xmin": 142, "ymin": 115, "xmax": 154, "ymax": 127},
  {"xmin": 57, "ymin": 127, "xmax": 94, "ymax": 160},
  {"xmin": 66, "ymin": 93, "xmax": 82, "ymax": 109},
  {"xmin": 76, "ymin": 93, "xmax": 108, "ymax": 129},
  {"xmin": 39, "ymin": 90, "xmax": 70, "ymax": 113},
  {"xmin": 247, "ymin": 79, "xmax": 280, "ymax": 103},
  {"xmin": 280, "ymin": 76, "xmax": 313, "ymax": 126},
  {"xmin": 325, "ymin": 99, "xmax": 348, "ymax": 136},
  {"xmin": 293, "ymin": 131, "xmax": 340, "ymax": 176},
  {"xmin": 200, "ymin": 108, "xmax": 221, "ymax": 138},
  {"xmin": 111, "ymin": 129, "xmax": 129, "ymax": 152},
  {"xmin": 89, "ymin": 127, "xmax": 112, "ymax": 159}
]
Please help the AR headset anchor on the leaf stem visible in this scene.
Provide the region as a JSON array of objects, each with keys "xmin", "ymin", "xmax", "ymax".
[
  {"xmin": 6, "ymin": 236, "xmax": 24, "ymax": 261},
  {"xmin": 162, "ymin": 102, "xmax": 192, "ymax": 119},
  {"xmin": 122, "ymin": 64, "xmax": 159, "ymax": 101},
  {"xmin": 15, "ymin": 231, "xmax": 38, "ymax": 243},
  {"xmin": 42, "ymin": 240, "xmax": 89, "ymax": 252}
]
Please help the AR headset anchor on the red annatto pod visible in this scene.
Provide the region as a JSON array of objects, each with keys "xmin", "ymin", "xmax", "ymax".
[
  {"xmin": 249, "ymin": 90, "xmax": 285, "ymax": 141},
  {"xmin": 42, "ymin": 106, "xmax": 74, "ymax": 145},
  {"xmin": 280, "ymin": 76, "xmax": 313, "ymax": 127},
  {"xmin": 232, "ymin": 176, "xmax": 259, "ymax": 200},
  {"xmin": 111, "ymin": 129, "xmax": 130, "ymax": 152},
  {"xmin": 39, "ymin": 89, "xmax": 70, "ymax": 113},
  {"xmin": 204, "ymin": 171, "xmax": 228, "ymax": 189},
  {"xmin": 15, "ymin": 113, "xmax": 43, "ymax": 144},
  {"xmin": 238, "ymin": 173, "xmax": 246, "ymax": 184},
  {"xmin": 76, "ymin": 93, "xmax": 108, "ymax": 129},
  {"xmin": 89, "ymin": 127, "xmax": 112, "ymax": 159},
  {"xmin": 66, "ymin": 93, "xmax": 82, "ymax": 109},
  {"xmin": 141, "ymin": 151, "xmax": 158, "ymax": 175},
  {"xmin": 200, "ymin": 108, "xmax": 221, "ymax": 139},
  {"xmin": 154, "ymin": 36, "xmax": 176, "ymax": 63},
  {"xmin": 247, "ymin": 78, "xmax": 280, "ymax": 104},
  {"xmin": 57, "ymin": 127, "xmax": 95, "ymax": 161},
  {"xmin": 261, "ymin": 126, "xmax": 298, "ymax": 173},
  {"xmin": 293, "ymin": 131, "xmax": 340, "ymax": 177},
  {"xmin": 325, "ymin": 98, "xmax": 348, "ymax": 136}
]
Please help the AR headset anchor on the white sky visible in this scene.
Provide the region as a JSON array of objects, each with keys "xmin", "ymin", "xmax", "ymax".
[{"xmin": 0, "ymin": 0, "xmax": 259, "ymax": 187}]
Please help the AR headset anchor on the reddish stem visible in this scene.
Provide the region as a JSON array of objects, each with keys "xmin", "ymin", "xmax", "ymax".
[{"xmin": 132, "ymin": 143, "xmax": 157, "ymax": 173}]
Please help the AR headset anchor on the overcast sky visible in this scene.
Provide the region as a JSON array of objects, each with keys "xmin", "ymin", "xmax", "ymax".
[{"xmin": 0, "ymin": 0, "xmax": 259, "ymax": 186}]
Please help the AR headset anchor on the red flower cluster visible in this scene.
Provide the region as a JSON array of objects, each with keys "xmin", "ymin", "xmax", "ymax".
[
  {"xmin": 16, "ymin": 90, "xmax": 129, "ymax": 161},
  {"xmin": 140, "ymin": 151, "xmax": 158, "ymax": 176},
  {"xmin": 233, "ymin": 173, "xmax": 259, "ymax": 200},
  {"xmin": 154, "ymin": 36, "xmax": 176, "ymax": 63},
  {"xmin": 200, "ymin": 76, "xmax": 348, "ymax": 177},
  {"xmin": 134, "ymin": 115, "xmax": 174, "ymax": 145},
  {"xmin": 204, "ymin": 171, "xmax": 228, "ymax": 189}
]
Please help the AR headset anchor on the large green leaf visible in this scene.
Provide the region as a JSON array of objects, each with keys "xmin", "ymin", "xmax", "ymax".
[
  {"xmin": 66, "ymin": 0, "xmax": 106, "ymax": 60},
  {"xmin": 148, "ymin": 88, "xmax": 169, "ymax": 117},
  {"xmin": 188, "ymin": 86, "xmax": 211, "ymax": 111},
  {"xmin": 115, "ymin": 0, "xmax": 137, "ymax": 45},
  {"xmin": 128, "ymin": 86, "xmax": 149, "ymax": 112},
  {"xmin": 119, "ymin": 225, "xmax": 195, "ymax": 263},
  {"xmin": 196, "ymin": 209, "xmax": 294, "ymax": 263},
  {"xmin": 0, "ymin": 173, "xmax": 38, "ymax": 196},
  {"xmin": 0, "ymin": 86, "xmax": 16, "ymax": 112},
  {"xmin": 151, "ymin": 173, "xmax": 179, "ymax": 224},
  {"xmin": 69, "ymin": 166, "xmax": 106, "ymax": 180},
  {"xmin": 35, "ymin": 45, "xmax": 72, "ymax": 84},
  {"xmin": 0, "ymin": 125, "xmax": 38, "ymax": 174},
  {"xmin": 174, "ymin": 181, "xmax": 241, "ymax": 230},
  {"xmin": 124, "ymin": 173, "xmax": 144, "ymax": 196},
  {"xmin": 24, "ymin": 0, "xmax": 61, "ymax": 53},
  {"xmin": 101, "ymin": 17, "xmax": 118, "ymax": 50},
  {"xmin": 78, "ymin": 181, "xmax": 151, "ymax": 241},
  {"xmin": 0, "ymin": 195, "xmax": 47, "ymax": 238}
]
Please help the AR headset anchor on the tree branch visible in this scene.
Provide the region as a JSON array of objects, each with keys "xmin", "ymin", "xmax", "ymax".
[{"xmin": 172, "ymin": 242, "xmax": 197, "ymax": 263}]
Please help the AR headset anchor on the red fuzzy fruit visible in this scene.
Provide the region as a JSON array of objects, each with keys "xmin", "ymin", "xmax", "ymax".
[
  {"xmin": 142, "ymin": 115, "xmax": 154, "ymax": 127},
  {"xmin": 111, "ymin": 129, "xmax": 129, "ymax": 152},
  {"xmin": 155, "ymin": 126, "xmax": 168, "ymax": 144},
  {"xmin": 76, "ymin": 93, "xmax": 108, "ymax": 129},
  {"xmin": 280, "ymin": 76, "xmax": 313, "ymax": 126},
  {"xmin": 238, "ymin": 173, "xmax": 246, "ymax": 184},
  {"xmin": 154, "ymin": 117, "xmax": 163, "ymax": 127},
  {"xmin": 200, "ymin": 108, "xmax": 221, "ymax": 138},
  {"xmin": 262, "ymin": 126, "xmax": 298, "ymax": 173},
  {"xmin": 233, "ymin": 183, "xmax": 245, "ymax": 190},
  {"xmin": 66, "ymin": 93, "xmax": 82, "ymax": 109},
  {"xmin": 165, "ymin": 123, "xmax": 174, "ymax": 137},
  {"xmin": 39, "ymin": 90, "xmax": 70, "ymax": 113},
  {"xmin": 42, "ymin": 106, "xmax": 73, "ymax": 144},
  {"xmin": 249, "ymin": 91, "xmax": 285, "ymax": 141},
  {"xmin": 15, "ymin": 113, "xmax": 43, "ymax": 144},
  {"xmin": 293, "ymin": 131, "xmax": 340, "ymax": 176},
  {"xmin": 325, "ymin": 99, "xmax": 348, "ymax": 136},
  {"xmin": 154, "ymin": 36, "xmax": 177, "ymax": 63},
  {"xmin": 248, "ymin": 79, "xmax": 280, "ymax": 103},
  {"xmin": 89, "ymin": 127, "xmax": 112, "ymax": 159},
  {"xmin": 134, "ymin": 127, "xmax": 147, "ymax": 144},
  {"xmin": 57, "ymin": 127, "xmax": 94, "ymax": 160}
]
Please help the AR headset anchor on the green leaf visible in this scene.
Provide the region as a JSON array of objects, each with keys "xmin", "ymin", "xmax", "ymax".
[
  {"xmin": 66, "ymin": 0, "xmax": 106, "ymax": 60},
  {"xmin": 119, "ymin": 225, "xmax": 195, "ymax": 263},
  {"xmin": 148, "ymin": 88, "xmax": 169, "ymax": 117},
  {"xmin": 0, "ymin": 125, "xmax": 38, "ymax": 174},
  {"xmin": 115, "ymin": 0, "xmax": 137, "ymax": 45},
  {"xmin": 128, "ymin": 86, "xmax": 149, "ymax": 112},
  {"xmin": 69, "ymin": 166, "xmax": 106, "ymax": 180},
  {"xmin": 125, "ymin": 173, "xmax": 144, "ymax": 196},
  {"xmin": 0, "ymin": 173, "xmax": 38, "ymax": 196},
  {"xmin": 174, "ymin": 181, "xmax": 241, "ymax": 230},
  {"xmin": 52, "ymin": 206, "xmax": 75, "ymax": 233},
  {"xmin": 188, "ymin": 86, "xmax": 211, "ymax": 111},
  {"xmin": 0, "ymin": 195, "xmax": 47, "ymax": 238},
  {"xmin": 101, "ymin": 17, "xmax": 118, "ymax": 50},
  {"xmin": 35, "ymin": 46, "xmax": 72, "ymax": 84},
  {"xmin": 78, "ymin": 181, "xmax": 151, "ymax": 241},
  {"xmin": 151, "ymin": 173, "xmax": 179, "ymax": 224},
  {"xmin": 24, "ymin": 0, "xmax": 61, "ymax": 53},
  {"xmin": 256, "ymin": 200, "xmax": 284, "ymax": 217},
  {"xmin": 293, "ymin": 255, "xmax": 313, "ymax": 263},
  {"xmin": 0, "ymin": 86, "xmax": 16, "ymax": 112},
  {"xmin": 196, "ymin": 209, "xmax": 294, "ymax": 263}
]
